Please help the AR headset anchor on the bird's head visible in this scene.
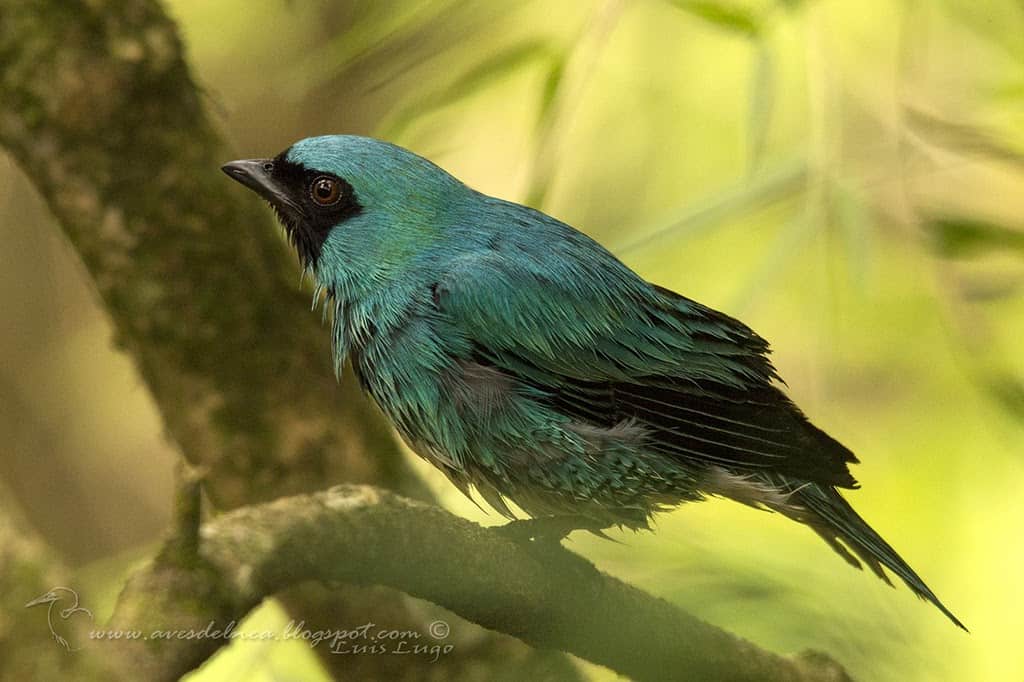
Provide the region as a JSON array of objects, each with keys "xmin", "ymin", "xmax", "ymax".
[
  {"xmin": 25, "ymin": 589, "xmax": 60, "ymax": 608},
  {"xmin": 222, "ymin": 135, "xmax": 466, "ymax": 280}
]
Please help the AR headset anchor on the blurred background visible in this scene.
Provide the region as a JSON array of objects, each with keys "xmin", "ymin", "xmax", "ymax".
[{"xmin": 2, "ymin": 0, "xmax": 1023, "ymax": 679}]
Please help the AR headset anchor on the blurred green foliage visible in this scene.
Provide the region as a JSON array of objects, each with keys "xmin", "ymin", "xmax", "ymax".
[
  {"xmin": 926, "ymin": 215, "xmax": 1024, "ymax": 258},
  {"xmin": 3, "ymin": 0, "xmax": 1024, "ymax": 679}
]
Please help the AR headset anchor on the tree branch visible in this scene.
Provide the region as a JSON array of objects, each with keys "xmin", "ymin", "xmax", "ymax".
[{"xmin": 95, "ymin": 482, "xmax": 851, "ymax": 682}]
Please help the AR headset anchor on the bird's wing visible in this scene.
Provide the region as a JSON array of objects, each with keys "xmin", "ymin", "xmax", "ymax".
[{"xmin": 435, "ymin": 248, "xmax": 858, "ymax": 487}]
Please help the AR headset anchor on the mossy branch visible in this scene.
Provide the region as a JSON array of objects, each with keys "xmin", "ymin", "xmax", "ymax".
[
  {"xmin": 0, "ymin": 0, "xmax": 426, "ymax": 509},
  {"xmin": 90, "ymin": 482, "xmax": 851, "ymax": 682}
]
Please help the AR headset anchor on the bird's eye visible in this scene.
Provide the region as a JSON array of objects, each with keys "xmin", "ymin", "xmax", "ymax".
[{"xmin": 310, "ymin": 176, "xmax": 342, "ymax": 206}]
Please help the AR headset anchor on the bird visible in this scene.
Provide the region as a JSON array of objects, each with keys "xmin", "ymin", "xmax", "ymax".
[
  {"xmin": 223, "ymin": 135, "xmax": 965, "ymax": 630},
  {"xmin": 25, "ymin": 586, "xmax": 93, "ymax": 651}
]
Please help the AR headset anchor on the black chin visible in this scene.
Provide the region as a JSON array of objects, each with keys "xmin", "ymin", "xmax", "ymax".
[
  {"xmin": 223, "ymin": 151, "xmax": 363, "ymax": 270},
  {"xmin": 269, "ymin": 202, "xmax": 321, "ymax": 270}
]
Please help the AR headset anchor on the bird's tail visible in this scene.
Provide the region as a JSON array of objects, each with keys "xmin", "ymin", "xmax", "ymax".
[{"xmin": 786, "ymin": 482, "xmax": 967, "ymax": 631}]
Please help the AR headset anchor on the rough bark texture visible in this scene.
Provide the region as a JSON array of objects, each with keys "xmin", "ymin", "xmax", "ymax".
[
  {"xmin": 95, "ymin": 482, "xmax": 851, "ymax": 682},
  {"xmin": 0, "ymin": 481, "xmax": 117, "ymax": 681},
  {"xmin": 0, "ymin": 0, "xmax": 425, "ymax": 509}
]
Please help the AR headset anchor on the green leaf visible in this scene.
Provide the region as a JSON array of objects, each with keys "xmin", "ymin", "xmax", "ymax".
[
  {"xmin": 523, "ymin": 56, "xmax": 568, "ymax": 209},
  {"xmin": 834, "ymin": 182, "xmax": 874, "ymax": 288},
  {"xmin": 378, "ymin": 39, "xmax": 556, "ymax": 140},
  {"xmin": 537, "ymin": 56, "xmax": 567, "ymax": 127},
  {"xmin": 905, "ymin": 107, "xmax": 1024, "ymax": 171},
  {"xmin": 667, "ymin": 0, "xmax": 763, "ymax": 37},
  {"xmin": 957, "ymin": 277, "xmax": 1024, "ymax": 302},
  {"xmin": 617, "ymin": 158, "xmax": 807, "ymax": 255},
  {"xmin": 291, "ymin": 1, "xmax": 465, "ymax": 99},
  {"xmin": 925, "ymin": 216, "xmax": 1024, "ymax": 258},
  {"xmin": 747, "ymin": 41, "xmax": 774, "ymax": 172},
  {"xmin": 984, "ymin": 375, "xmax": 1024, "ymax": 422},
  {"xmin": 729, "ymin": 210, "xmax": 817, "ymax": 312}
]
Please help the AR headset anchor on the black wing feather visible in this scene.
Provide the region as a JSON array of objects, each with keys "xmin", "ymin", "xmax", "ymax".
[
  {"xmin": 480, "ymin": 347, "xmax": 859, "ymax": 487},
  {"xmin": 571, "ymin": 373, "xmax": 857, "ymax": 487}
]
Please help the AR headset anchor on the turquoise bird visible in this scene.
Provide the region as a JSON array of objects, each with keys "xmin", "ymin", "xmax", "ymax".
[{"xmin": 223, "ymin": 135, "xmax": 964, "ymax": 630}]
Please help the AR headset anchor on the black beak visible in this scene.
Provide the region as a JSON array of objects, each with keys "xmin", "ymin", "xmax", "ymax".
[{"xmin": 221, "ymin": 159, "xmax": 305, "ymax": 216}]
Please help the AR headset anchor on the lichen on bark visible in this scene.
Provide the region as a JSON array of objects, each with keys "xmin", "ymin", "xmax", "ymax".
[{"xmin": 0, "ymin": 0, "xmax": 424, "ymax": 508}]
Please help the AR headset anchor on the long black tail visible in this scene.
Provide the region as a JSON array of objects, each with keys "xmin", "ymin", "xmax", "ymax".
[{"xmin": 789, "ymin": 482, "xmax": 967, "ymax": 631}]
